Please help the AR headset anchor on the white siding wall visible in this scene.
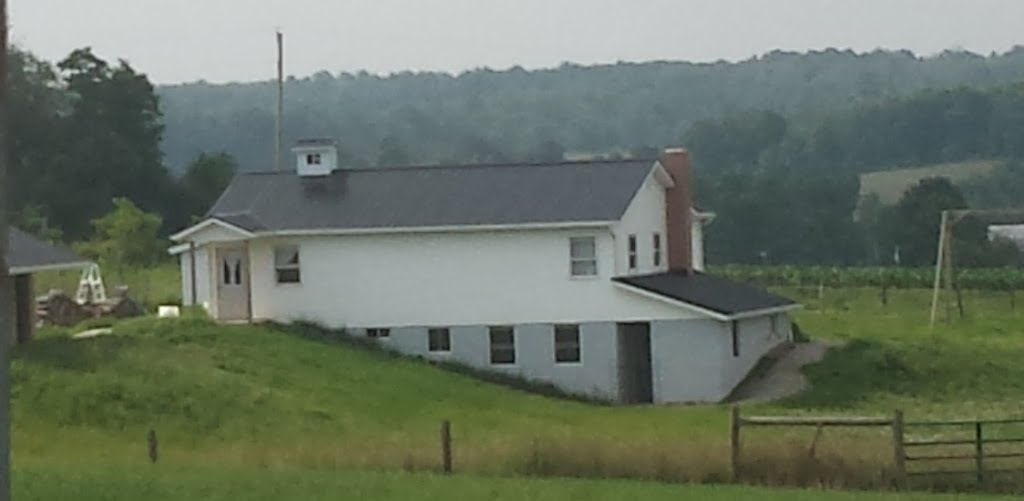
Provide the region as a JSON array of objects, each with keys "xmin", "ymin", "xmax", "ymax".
[
  {"xmin": 718, "ymin": 315, "xmax": 792, "ymax": 398},
  {"xmin": 650, "ymin": 315, "xmax": 791, "ymax": 403},
  {"xmin": 179, "ymin": 246, "xmax": 211, "ymax": 310},
  {"xmin": 613, "ymin": 173, "xmax": 668, "ymax": 276},
  {"xmin": 248, "ymin": 229, "xmax": 699, "ymax": 328},
  {"xmin": 692, "ymin": 220, "xmax": 706, "ymax": 272},
  {"xmin": 650, "ymin": 319, "xmax": 726, "ymax": 403},
  {"xmin": 363, "ymin": 323, "xmax": 620, "ymax": 400}
]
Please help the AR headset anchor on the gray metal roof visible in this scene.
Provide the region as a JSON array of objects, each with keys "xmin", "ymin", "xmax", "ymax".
[
  {"xmin": 614, "ymin": 272, "xmax": 798, "ymax": 317},
  {"xmin": 8, "ymin": 228, "xmax": 89, "ymax": 274},
  {"xmin": 206, "ymin": 159, "xmax": 657, "ymax": 232}
]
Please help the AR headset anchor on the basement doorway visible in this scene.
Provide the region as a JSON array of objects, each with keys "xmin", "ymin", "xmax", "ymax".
[{"xmin": 617, "ymin": 322, "xmax": 653, "ymax": 404}]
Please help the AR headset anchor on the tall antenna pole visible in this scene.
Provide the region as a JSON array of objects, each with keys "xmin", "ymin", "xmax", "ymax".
[
  {"xmin": 275, "ymin": 31, "xmax": 284, "ymax": 171},
  {"xmin": 0, "ymin": 0, "xmax": 12, "ymax": 498}
]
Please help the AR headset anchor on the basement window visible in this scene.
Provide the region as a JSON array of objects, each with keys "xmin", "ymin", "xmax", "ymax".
[
  {"xmin": 274, "ymin": 245, "xmax": 301, "ymax": 284},
  {"xmin": 489, "ymin": 326, "xmax": 516, "ymax": 365},
  {"xmin": 628, "ymin": 234, "xmax": 638, "ymax": 271},
  {"xmin": 428, "ymin": 328, "xmax": 451, "ymax": 353},
  {"xmin": 554, "ymin": 324, "xmax": 581, "ymax": 363},
  {"xmin": 653, "ymin": 233, "xmax": 662, "ymax": 267},
  {"xmin": 569, "ymin": 237, "xmax": 597, "ymax": 277},
  {"xmin": 367, "ymin": 328, "xmax": 390, "ymax": 339}
]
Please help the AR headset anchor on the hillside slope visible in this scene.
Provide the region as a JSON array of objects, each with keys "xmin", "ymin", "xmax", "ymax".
[
  {"xmin": 13, "ymin": 292, "xmax": 1024, "ymax": 487},
  {"xmin": 12, "ymin": 318, "xmax": 724, "ymax": 470},
  {"xmin": 858, "ymin": 159, "xmax": 1004, "ymax": 205},
  {"xmin": 158, "ymin": 49, "xmax": 1024, "ymax": 171}
]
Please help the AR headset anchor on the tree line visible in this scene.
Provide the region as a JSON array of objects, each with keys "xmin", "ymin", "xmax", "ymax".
[
  {"xmin": 159, "ymin": 47, "xmax": 1024, "ymax": 172},
  {"xmin": 688, "ymin": 85, "xmax": 1024, "ymax": 266},
  {"xmin": 7, "ymin": 45, "xmax": 1024, "ymax": 269},
  {"xmin": 7, "ymin": 47, "xmax": 236, "ymax": 249}
]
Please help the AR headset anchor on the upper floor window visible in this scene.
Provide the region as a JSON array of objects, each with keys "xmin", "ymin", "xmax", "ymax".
[
  {"xmin": 653, "ymin": 233, "xmax": 662, "ymax": 267},
  {"xmin": 628, "ymin": 234, "xmax": 638, "ymax": 271},
  {"xmin": 274, "ymin": 245, "xmax": 301, "ymax": 284},
  {"xmin": 306, "ymin": 153, "xmax": 322, "ymax": 165},
  {"xmin": 569, "ymin": 237, "xmax": 597, "ymax": 277}
]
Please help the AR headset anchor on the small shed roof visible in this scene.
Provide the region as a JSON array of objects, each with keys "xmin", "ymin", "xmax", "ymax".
[{"xmin": 7, "ymin": 228, "xmax": 90, "ymax": 275}]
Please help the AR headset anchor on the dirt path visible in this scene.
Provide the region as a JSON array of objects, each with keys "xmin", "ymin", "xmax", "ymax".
[{"xmin": 729, "ymin": 341, "xmax": 838, "ymax": 404}]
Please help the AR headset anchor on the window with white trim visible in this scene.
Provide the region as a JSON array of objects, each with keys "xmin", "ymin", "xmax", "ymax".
[
  {"xmin": 489, "ymin": 326, "xmax": 515, "ymax": 365},
  {"xmin": 653, "ymin": 233, "xmax": 662, "ymax": 267},
  {"xmin": 628, "ymin": 234, "xmax": 638, "ymax": 271},
  {"xmin": 306, "ymin": 153, "xmax": 322, "ymax": 165},
  {"xmin": 428, "ymin": 328, "xmax": 451, "ymax": 352},
  {"xmin": 554, "ymin": 324, "xmax": 581, "ymax": 363},
  {"xmin": 274, "ymin": 245, "xmax": 301, "ymax": 284},
  {"xmin": 569, "ymin": 237, "xmax": 597, "ymax": 277},
  {"xmin": 367, "ymin": 328, "xmax": 390, "ymax": 339}
]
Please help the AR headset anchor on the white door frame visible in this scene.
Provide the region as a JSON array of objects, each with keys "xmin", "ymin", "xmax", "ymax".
[{"xmin": 213, "ymin": 244, "xmax": 251, "ymax": 322}]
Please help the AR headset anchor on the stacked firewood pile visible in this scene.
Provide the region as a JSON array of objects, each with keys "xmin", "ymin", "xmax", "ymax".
[{"xmin": 36, "ymin": 287, "xmax": 145, "ymax": 327}]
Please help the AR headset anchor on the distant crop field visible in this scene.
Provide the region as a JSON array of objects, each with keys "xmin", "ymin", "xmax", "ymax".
[{"xmin": 859, "ymin": 159, "xmax": 1004, "ymax": 205}]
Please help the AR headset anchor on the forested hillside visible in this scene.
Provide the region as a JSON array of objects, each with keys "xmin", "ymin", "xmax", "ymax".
[
  {"xmin": 8, "ymin": 44, "xmax": 1024, "ymax": 267},
  {"xmin": 158, "ymin": 48, "xmax": 1024, "ymax": 171}
]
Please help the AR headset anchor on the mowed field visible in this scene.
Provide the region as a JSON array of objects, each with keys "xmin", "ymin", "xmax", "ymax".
[
  {"xmin": 859, "ymin": 159, "xmax": 1003, "ymax": 205},
  {"xmin": 15, "ymin": 467, "xmax": 1022, "ymax": 501},
  {"xmin": 10, "ymin": 276, "xmax": 1024, "ymax": 498}
]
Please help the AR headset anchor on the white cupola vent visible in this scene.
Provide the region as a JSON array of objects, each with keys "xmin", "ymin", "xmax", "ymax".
[{"xmin": 292, "ymin": 138, "xmax": 338, "ymax": 176}]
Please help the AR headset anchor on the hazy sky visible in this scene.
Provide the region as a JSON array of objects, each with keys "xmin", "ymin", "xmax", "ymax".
[{"xmin": 11, "ymin": 0, "xmax": 1024, "ymax": 84}]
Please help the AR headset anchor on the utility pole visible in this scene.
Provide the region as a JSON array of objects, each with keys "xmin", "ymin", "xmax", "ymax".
[
  {"xmin": 0, "ymin": 0, "xmax": 12, "ymax": 498},
  {"xmin": 275, "ymin": 31, "xmax": 284, "ymax": 171}
]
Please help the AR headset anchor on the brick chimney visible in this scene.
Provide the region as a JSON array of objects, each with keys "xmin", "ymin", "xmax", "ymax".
[{"xmin": 662, "ymin": 148, "xmax": 694, "ymax": 274}]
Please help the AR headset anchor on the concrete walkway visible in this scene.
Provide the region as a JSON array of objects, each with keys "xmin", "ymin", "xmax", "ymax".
[{"xmin": 729, "ymin": 340, "xmax": 838, "ymax": 404}]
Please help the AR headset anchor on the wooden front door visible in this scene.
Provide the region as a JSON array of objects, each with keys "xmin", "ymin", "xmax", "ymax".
[{"xmin": 216, "ymin": 247, "xmax": 249, "ymax": 321}]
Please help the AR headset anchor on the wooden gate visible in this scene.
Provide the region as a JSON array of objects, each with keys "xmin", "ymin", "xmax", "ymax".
[{"xmin": 902, "ymin": 417, "xmax": 1024, "ymax": 483}]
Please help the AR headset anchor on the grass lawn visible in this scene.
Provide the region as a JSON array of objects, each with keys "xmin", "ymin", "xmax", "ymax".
[
  {"xmin": 32, "ymin": 262, "xmax": 181, "ymax": 310},
  {"xmin": 9, "ymin": 286, "xmax": 1024, "ymax": 496},
  {"xmin": 14, "ymin": 467, "xmax": 1019, "ymax": 501}
]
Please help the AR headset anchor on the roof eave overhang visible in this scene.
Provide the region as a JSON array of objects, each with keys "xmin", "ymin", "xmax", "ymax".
[
  {"xmin": 169, "ymin": 220, "xmax": 617, "ymax": 252},
  {"xmin": 262, "ymin": 220, "xmax": 617, "ymax": 237},
  {"xmin": 612, "ymin": 280, "xmax": 801, "ymax": 322},
  {"xmin": 170, "ymin": 217, "xmax": 257, "ymax": 242}
]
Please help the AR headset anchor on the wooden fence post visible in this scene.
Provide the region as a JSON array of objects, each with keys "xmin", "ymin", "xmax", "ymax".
[
  {"xmin": 730, "ymin": 405, "xmax": 741, "ymax": 482},
  {"xmin": 891, "ymin": 410, "xmax": 905, "ymax": 487},
  {"xmin": 147, "ymin": 429, "xmax": 158, "ymax": 464},
  {"xmin": 441, "ymin": 420, "xmax": 452, "ymax": 475},
  {"xmin": 975, "ymin": 421, "xmax": 984, "ymax": 485}
]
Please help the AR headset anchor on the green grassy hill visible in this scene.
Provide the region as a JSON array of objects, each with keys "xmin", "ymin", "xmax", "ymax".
[
  {"xmin": 15, "ymin": 467, "xmax": 1021, "ymax": 501},
  {"xmin": 858, "ymin": 160, "xmax": 1004, "ymax": 205},
  {"xmin": 11, "ymin": 287, "xmax": 1024, "ymax": 497}
]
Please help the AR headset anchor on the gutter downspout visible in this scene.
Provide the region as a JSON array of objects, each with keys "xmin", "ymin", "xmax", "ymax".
[{"xmin": 189, "ymin": 242, "xmax": 197, "ymax": 307}]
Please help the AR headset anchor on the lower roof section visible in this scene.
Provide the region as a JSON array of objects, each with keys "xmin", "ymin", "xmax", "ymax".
[{"xmin": 612, "ymin": 271, "xmax": 799, "ymax": 320}]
